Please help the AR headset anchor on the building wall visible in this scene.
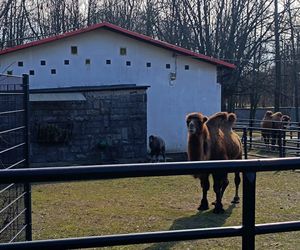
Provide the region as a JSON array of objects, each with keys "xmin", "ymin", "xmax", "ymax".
[
  {"xmin": 0, "ymin": 29, "xmax": 220, "ymax": 152},
  {"xmin": 29, "ymin": 87, "xmax": 147, "ymax": 165}
]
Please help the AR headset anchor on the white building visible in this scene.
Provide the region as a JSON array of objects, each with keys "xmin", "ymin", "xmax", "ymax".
[{"xmin": 0, "ymin": 22, "xmax": 235, "ymax": 152}]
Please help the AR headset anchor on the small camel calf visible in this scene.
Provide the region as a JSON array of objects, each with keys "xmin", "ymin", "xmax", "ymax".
[{"xmin": 149, "ymin": 135, "xmax": 166, "ymax": 162}]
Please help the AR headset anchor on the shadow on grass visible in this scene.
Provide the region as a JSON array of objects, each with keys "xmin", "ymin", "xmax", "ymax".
[{"xmin": 145, "ymin": 204, "xmax": 236, "ymax": 250}]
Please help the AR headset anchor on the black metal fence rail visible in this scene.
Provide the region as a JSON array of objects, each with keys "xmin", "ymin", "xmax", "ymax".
[
  {"xmin": 0, "ymin": 74, "xmax": 30, "ymax": 244},
  {"xmin": 0, "ymin": 158, "xmax": 300, "ymax": 250}
]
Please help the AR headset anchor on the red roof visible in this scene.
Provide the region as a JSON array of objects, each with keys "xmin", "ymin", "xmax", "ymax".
[{"xmin": 0, "ymin": 22, "xmax": 235, "ymax": 69}]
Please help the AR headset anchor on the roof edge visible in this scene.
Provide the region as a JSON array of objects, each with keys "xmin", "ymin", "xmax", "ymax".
[
  {"xmin": 0, "ymin": 22, "xmax": 235, "ymax": 69},
  {"xmin": 30, "ymin": 84, "xmax": 150, "ymax": 93}
]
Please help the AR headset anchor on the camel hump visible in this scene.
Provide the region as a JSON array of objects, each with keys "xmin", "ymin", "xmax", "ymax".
[
  {"xmin": 206, "ymin": 112, "xmax": 228, "ymax": 127},
  {"xmin": 271, "ymin": 112, "xmax": 283, "ymax": 119}
]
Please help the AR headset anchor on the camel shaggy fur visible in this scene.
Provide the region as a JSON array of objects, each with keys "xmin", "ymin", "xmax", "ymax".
[
  {"xmin": 271, "ymin": 112, "xmax": 283, "ymax": 147},
  {"xmin": 217, "ymin": 113, "xmax": 243, "ymax": 204},
  {"xmin": 282, "ymin": 115, "xmax": 292, "ymax": 139},
  {"xmin": 261, "ymin": 111, "xmax": 273, "ymax": 145},
  {"xmin": 186, "ymin": 112, "xmax": 212, "ymax": 211},
  {"xmin": 186, "ymin": 112, "xmax": 243, "ymax": 213}
]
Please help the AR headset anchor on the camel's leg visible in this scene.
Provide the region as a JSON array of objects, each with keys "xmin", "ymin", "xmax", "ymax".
[
  {"xmin": 211, "ymin": 176, "xmax": 228, "ymax": 205},
  {"xmin": 232, "ymin": 172, "xmax": 241, "ymax": 204},
  {"xmin": 212, "ymin": 174, "xmax": 225, "ymax": 214},
  {"xmin": 198, "ymin": 174, "xmax": 209, "ymax": 211},
  {"xmin": 220, "ymin": 177, "xmax": 229, "ymax": 199}
]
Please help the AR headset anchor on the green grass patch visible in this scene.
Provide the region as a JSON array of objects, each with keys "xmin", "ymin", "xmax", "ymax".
[{"xmin": 32, "ymin": 171, "xmax": 300, "ymax": 249}]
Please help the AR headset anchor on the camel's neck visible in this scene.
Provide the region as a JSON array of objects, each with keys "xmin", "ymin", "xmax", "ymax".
[{"xmin": 188, "ymin": 133, "xmax": 207, "ymax": 161}]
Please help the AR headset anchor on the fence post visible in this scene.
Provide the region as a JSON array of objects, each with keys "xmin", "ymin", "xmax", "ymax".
[
  {"xmin": 243, "ymin": 127, "xmax": 248, "ymax": 159},
  {"xmin": 242, "ymin": 171, "xmax": 256, "ymax": 250},
  {"xmin": 249, "ymin": 127, "xmax": 253, "ymax": 150},
  {"xmin": 23, "ymin": 74, "xmax": 32, "ymax": 241}
]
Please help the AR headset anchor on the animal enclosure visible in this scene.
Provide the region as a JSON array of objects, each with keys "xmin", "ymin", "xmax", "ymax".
[
  {"xmin": 235, "ymin": 118, "xmax": 300, "ymax": 158},
  {"xmin": 0, "ymin": 74, "xmax": 30, "ymax": 243}
]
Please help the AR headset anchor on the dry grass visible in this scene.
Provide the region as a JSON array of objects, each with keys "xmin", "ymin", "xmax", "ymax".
[{"xmin": 32, "ymin": 170, "xmax": 300, "ymax": 250}]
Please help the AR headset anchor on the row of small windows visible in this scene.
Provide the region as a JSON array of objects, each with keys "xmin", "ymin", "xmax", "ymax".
[
  {"xmin": 18, "ymin": 60, "xmax": 69, "ymax": 66},
  {"xmin": 7, "ymin": 69, "xmax": 56, "ymax": 75},
  {"xmin": 17, "ymin": 60, "xmax": 190, "ymax": 69},
  {"xmin": 8, "ymin": 64, "xmax": 189, "ymax": 76},
  {"xmin": 70, "ymin": 46, "xmax": 127, "ymax": 56}
]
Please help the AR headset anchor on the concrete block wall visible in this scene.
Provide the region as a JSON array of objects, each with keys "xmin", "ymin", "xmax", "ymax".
[{"xmin": 29, "ymin": 85, "xmax": 148, "ymax": 165}]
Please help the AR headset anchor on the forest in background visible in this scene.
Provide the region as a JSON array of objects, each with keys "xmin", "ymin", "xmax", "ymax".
[{"xmin": 1, "ymin": 0, "xmax": 300, "ymax": 118}]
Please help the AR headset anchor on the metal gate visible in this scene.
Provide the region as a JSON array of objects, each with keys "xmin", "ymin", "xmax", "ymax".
[{"xmin": 0, "ymin": 74, "xmax": 31, "ymax": 243}]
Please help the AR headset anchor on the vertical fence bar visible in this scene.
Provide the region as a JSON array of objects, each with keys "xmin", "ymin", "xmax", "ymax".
[
  {"xmin": 23, "ymin": 74, "xmax": 32, "ymax": 241},
  {"xmin": 297, "ymin": 127, "xmax": 300, "ymax": 156},
  {"xmin": 249, "ymin": 127, "xmax": 253, "ymax": 150},
  {"xmin": 278, "ymin": 129, "xmax": 282, "ymax": 157},
  {"xmin": 242, "ymin": 171, "xmax": 256, "ymax": 250},
  {"xmin": 282, "ymin": 130, "xmax": 286, "ymax": 157},
  {"xmin": 243, "ymin": 127, "xmax": 248, "ymax": 159}
]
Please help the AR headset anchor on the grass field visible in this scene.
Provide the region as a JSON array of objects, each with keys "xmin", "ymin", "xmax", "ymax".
[{"xmin": 32, "ymin": 170, "xmax": 300, "ymax": 250}]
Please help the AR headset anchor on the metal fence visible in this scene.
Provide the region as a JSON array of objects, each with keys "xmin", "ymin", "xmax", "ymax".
[
  {"xmin": 0, "ymin": 89, "xmax": 299, "ymax": 249},
  {"xmin": 0, "ymin": 74, "xmax": 30, "ymax": 244},
  {"xmin": 235, "ymin": 119, "xmax": 300, "ymax": 158},
  {"xmin": 0, "ymin": 158, "xmax": 299, "ymax": 250}
]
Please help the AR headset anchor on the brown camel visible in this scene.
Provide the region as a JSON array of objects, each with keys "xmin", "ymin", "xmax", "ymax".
[
  {"xmin": 282, "ymin": 115, "xmax": 292, "ymax": 139},
  {"xmin": 271, "ymin": 112, "xmax": 283, "ymax": 147},
  {"xmin": 186, "ymin": 112, "xmax": 243, "ymax": 213},
  {"xmin": 186, "ymin": 112, "xmax": 230, "ymax": 213},
  {"xmin": 186, "ymin": 112, "xmax": 212, "ymax": 211},
  {"xmin": 261, "ymin": 110, "xmax": 273, "ymax": 145}
]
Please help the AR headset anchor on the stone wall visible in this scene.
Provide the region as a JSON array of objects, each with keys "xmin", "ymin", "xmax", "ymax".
[{"xmin": 29, "ymin": 85, "xmax": 148, "ymax": 165}]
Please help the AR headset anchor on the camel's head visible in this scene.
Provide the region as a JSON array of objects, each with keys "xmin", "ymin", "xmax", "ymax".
[
  {"xmin": 228, "ymin": 113, "xmax": 237, "ymax": 126},
  {"xmin": 149, "ymin": 135, "xmax": 155, "ymax": 144},
  {"xmin": 265, "ymin": 111, "xmax": 273, "ymax": 118},
  {"xmin": 282, "ymin": 115, "xmax": 291, "ymax": 126},
  {"xmin": 186, "ymin": 112, "xmax": 208, "ymax": 135}
]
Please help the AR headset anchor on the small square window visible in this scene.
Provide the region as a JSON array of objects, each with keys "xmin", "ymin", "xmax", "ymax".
[
  {"xmin": 126, "ymin": 61, "xmax": 131, "ymax": 66},
  {"xmin": 71, "ymin": 46, "xmax": 78, "ymax": 54},
  {"xmin": 18, "ymin": 61, "xmax": 23, "ymax": 67},
  {"xmin": 29, "ymin": 70, "xmax": 35, "ymax": 75},
  {"xmin": 185, "ymin": 65, "xmax": 190, "ymax": 70},
  {"xmin": 120, "ymin": 48, "xmax": 127, "ymax": 55},
  {"xmin": 40, "ymin": 60, "xmax": 46, "ymax": 66},
  {"xmin": 106, "ymin": 60, "xmax": 111, "ymax": 65},
  {"xmin": 166, "ymin": 64, "xmax": 171, "ymax": 69},
  {"xmin": 7, "ymin": 70, "xmax": 13, "ymax": 75},
  {"xmin": 146, "ymin": 62, "xmax": 151, "ymax": 68},
  {"xmin": 64, "ymin": 60, "xmax": 69, "ymax": 65},
  {"xmin": 85, "ymin": 59, "xmax": 91, "ymax": 65},
  {"xmin": 51, "ymin": 69, "xmax": 56, "ymax": 74}
]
